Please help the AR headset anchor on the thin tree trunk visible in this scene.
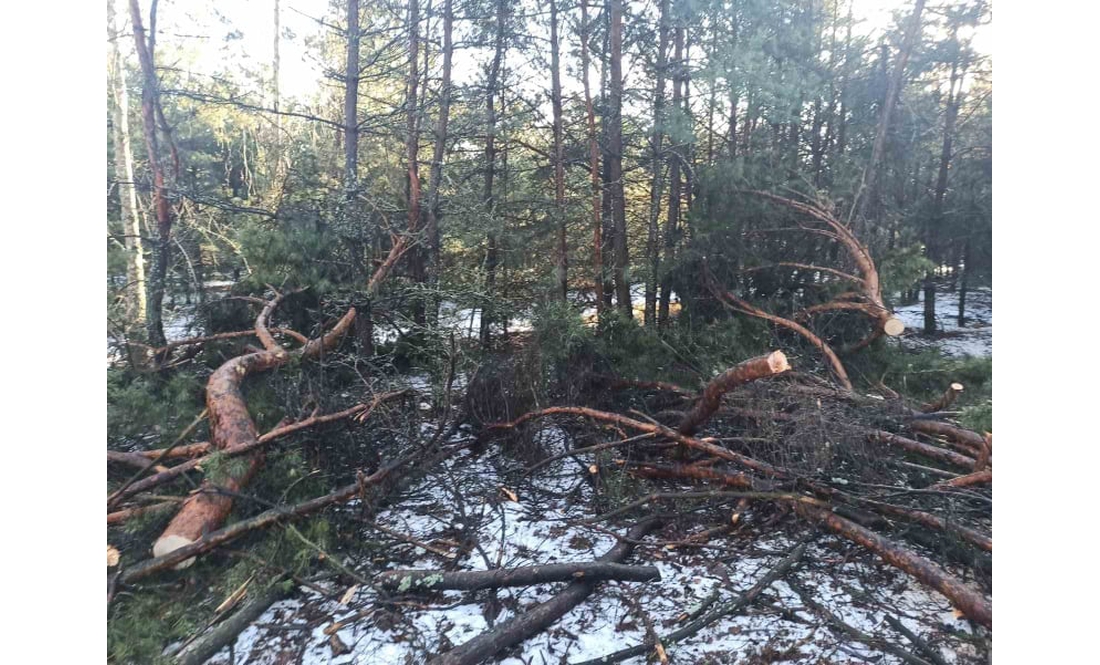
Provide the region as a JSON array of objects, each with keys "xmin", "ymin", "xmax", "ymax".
[
  {"xmin": 550, "ymin": 0, "xmax": 567, "ymax": 301},
  {"xmin": 425, "ymin": 0, "xmax": 453, "ymax": 303},
  {"xmin": 344, "ymin": 0, "xmax": 373, "ymax": 354},
  {"xmin": 645, "ymin": 0, "xmax": 671, "ymax": 326},
  {"xmin": 608, "ymin": 0, "xmax": 631, "ymax": 318},
  {"xmin": 658, "ymin": 25, "xmax": 685, "ymax": 326},
  {"xmin": 480, "ymin": 0, "xmax": 507, "ymax": 346},
  {"xmin": 926, "ymin": 24, "xmax": 963, "ymax": 335},
  {"xmin": 600, "ymin": 3, "xmax": 615, "ymax": 310},
  {"xmin": 957, "ymin": 238, "xmax": 969, "ymax": 326},
  {"xmin": 852, "ymin": 0, "xmax": 926, "ymax": 224},
  {"xmin": 580, "ymin": 0, "xmax": 605, "ymax": 320},
  {"xmin": 109, "ymin": 0, "xmax": 147, "ymax": 327},
  {"xmin": 129, "ymin": 0, "xmax": 171, "ymax": 347},
  {"xmin": 405, "ymin": 0, "xmax": 423, "ymax": 325}
]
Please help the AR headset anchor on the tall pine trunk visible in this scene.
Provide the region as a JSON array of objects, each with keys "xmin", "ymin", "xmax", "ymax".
[
  {"xmin": 550, "ymin": 0, "xmax": 567, "ymax": 301},
  {"xmin": 926, "ymin": 22, "xmax": 963, "ymax": 335},
  {"xmin": 406, "ymin": 0, "xmax": 423, "ymax": 326},
  {"xmin": 608, "ymin": 0, "xmax": 631, "ymax": 318},
  {"xmin": 425, "ymin": 0, "xmax": 453, "ymax": 309},
  {"xmin": 853, "ymin": 0, "xmax": 926, "ymax": 225},
  {"xmin": 580, "ymin": 0, "xmax": 605, "ymax": 321},
  {"xmin": 644, "ymin": 0, "xmax": 670, "ymax": 326},
  {"xmin": 129, "ymin": 0, "xmax": 171, "ymax": 347},
  {"xmin": 109, "ymin": 0, "xmax": 147, "ymax": 328},
  {"xmin": 658, "ymin": 25, "xmax": 685, "ymax": 326},
  {"xmin": 480, "ymin": 0, "xmax": 507, "ymax": 346}
]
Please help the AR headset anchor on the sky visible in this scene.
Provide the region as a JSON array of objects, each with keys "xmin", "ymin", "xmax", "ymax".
[{"xmin": 146, "ymin": 0, "xmax": 990, "ymax": 109}]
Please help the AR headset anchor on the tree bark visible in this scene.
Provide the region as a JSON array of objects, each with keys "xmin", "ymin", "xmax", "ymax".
[
  {"xmin": 644, "ymin": 0, "xmax": 670, "ymax": 326},
  {"xmin": 109, "ymin": 0, "xmax": 147, "ymax": 327},
  {"xmin": 379, "ymin": 562, "xmax": 659, "ymax": 592},
  {"xmin": 580, "ymin": 0, "xmax": 605, "ymax": 320},
  {"xmin": 550, "ymin": 0, "xmax": 567, "ymax": 301},
  {"xmin": 152, "ymin": 296, "xmax": 355, "ymax": 567},
  {"xmin": 128, "ymin": 0, "xmax": 171, "ymax": 347},
  {"xmin": 608, "ymin": 0, "xmax": 631, "ymax": 318}
]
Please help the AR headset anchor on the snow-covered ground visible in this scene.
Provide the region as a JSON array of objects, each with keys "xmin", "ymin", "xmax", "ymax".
[
  {"xmin": 892, "ymin": 287, "xmax": 992, "ymax": 358},
  {"xmin": 199, "ymin": 426, "xmax": 985, "ymax": 665}
]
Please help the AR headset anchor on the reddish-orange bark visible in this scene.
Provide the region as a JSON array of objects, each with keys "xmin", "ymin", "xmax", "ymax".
[
  {"xmin": 865, "ymin": 430, "xmax": 977, "ymax": 470},
  {"xmin": 679, "ymin": 351, "xmax": 789, "ymax": 435},
  {"xmin": 794, "ymin": 502, "xmax": 991, "ymax": 628},
  {"xmin": 153, "ymin": 298, "xmax": 355, "ymax": 565},
  {"xmin": 908, "ymin": 420, "xmax": 988, "ymax": 454},
  {"xmin": 930, "ymin": 470, "xmax": 992, "ymax": 490}
]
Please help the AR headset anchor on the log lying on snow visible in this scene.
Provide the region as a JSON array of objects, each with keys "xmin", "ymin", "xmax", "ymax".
[
  {"xmin": 152, "ymin": 295, "xmax": 356, "ymax": 567},
  {"xmin": 379, "ymin": 562, "xmax": 659, "ymax": 592},
  {"xmin": 428, "ymin": 518, "xmax": 662, "ymax": 665},
  {"xmin": 793, "ymin": 502, "xmax": 992, "ymax": 628},
  {"xmin": 678, "ymin": 350, "xmax": 789, "ymax": 435}
]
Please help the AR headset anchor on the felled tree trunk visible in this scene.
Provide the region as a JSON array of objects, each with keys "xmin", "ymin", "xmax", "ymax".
[
  {"xmin": 678, "ymin": 351, "xmax": 789, "ymax": 435},
  {"xmin": 794, "ymin": 501, "xmax": 991, "ymax": 628},
  {"xmin": 152, "ymin": 296, "xmax": 355, "ymax": 566},
  {"xmin": 379, "ymin": 562, "xmax": 659, "ymax": 592},
  {"xmin": 908, "ymin": 420, "xmax": 987, "ymax": 454}
]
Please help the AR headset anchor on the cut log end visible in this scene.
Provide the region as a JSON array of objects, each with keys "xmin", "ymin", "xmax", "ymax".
[
  {"xmin": 153, "ymin": 534, "xmax": 197, "ymax": 570},
  {"xmin": 950, "ymin": 382, "xmax": 964, "ymax": 392},
  {"xmin": 883, "ymin": 317, "xmax": 905, "ymax": 336},
  {"xmin": 767, "ymin": 350, "xmax": 790, "ymax": 373}
]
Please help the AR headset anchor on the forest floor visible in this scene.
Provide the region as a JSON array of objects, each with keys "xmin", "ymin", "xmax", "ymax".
[{"xmin": 196, "ymin": 421, "xmax": 984, "ymax": 664}]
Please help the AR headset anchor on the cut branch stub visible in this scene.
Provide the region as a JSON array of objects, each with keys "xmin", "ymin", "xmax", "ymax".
[
  {"xmin": 678, "ymin": 351, "xmax": 789, "ymax": 435},
  {"xmin": 883, "ymin": 317, "xmax": 906, "ymax": 336},
  {"xmin": 923, "ymin": 382, "xmax": 964, "ymax": 413}
]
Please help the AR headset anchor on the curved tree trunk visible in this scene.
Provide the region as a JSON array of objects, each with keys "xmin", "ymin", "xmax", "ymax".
[{"xmin": 153, "ymin": 295, "xmax": 355, "ymax": 566}]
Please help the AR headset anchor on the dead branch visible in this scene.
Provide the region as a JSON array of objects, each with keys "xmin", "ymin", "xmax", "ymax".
[
  {"xmin": 428, "ymin": 518, "xmax": 662, "ymax": 665},
  {"xmin": 378, "ymin": 562, "xmax": 659, "ymax": 592},
  {"xmin": 865, "ymin": 430, "xmax": 977, "ymax": 470},
  {"xmin": 574, "ymin": 540, "xmax": 809, "ymax": 665},
  {"xmin": 109, "ymin": 395, "xmax": 405, "ymax": 509},
  {"xmin": 175, "ymin": 580, "xmax": 293, "ymax": 665},
  {"xmin": 907, "ymin": 420, "xmax": 988, "ymax": 454},
  {"xmin": 489, "ymin": 406, "xmax": 784, "ymax": 478}
]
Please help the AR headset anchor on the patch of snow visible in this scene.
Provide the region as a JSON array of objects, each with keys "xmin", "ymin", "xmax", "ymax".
[{"xmin": 892, "ymin": 286, "xmax": 991, "ymax": 358}]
